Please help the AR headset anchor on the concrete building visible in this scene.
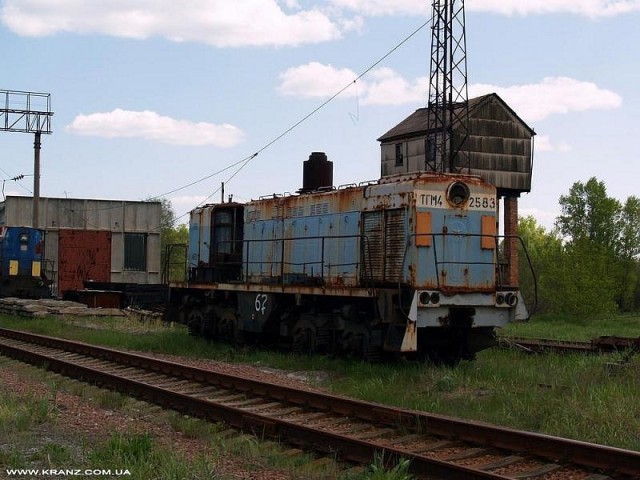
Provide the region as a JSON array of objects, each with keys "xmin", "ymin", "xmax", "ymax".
[{"xmin": 0, "ymin": 196, "xmax": 161, "ymax": 296}]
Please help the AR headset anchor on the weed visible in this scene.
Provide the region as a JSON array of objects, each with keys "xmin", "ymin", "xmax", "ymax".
[
  {"xmin": 366, "ymin": 452, "xmax": 414, "ymax": 480},
  {"xmin": 0, "ymin": 447, "xmax": 27, "ymax": 469},
  {"xmin": 95, "ymin": 390, "xmax": 130, "ymax": 411},
  {"xmin": 167, "ymin": 413, "xmax": 223, "ymax": 440}
]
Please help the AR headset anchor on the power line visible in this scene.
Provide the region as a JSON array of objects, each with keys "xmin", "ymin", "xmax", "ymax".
[
  {"xmin": 47, "ymin": 20, "xmax": 430, "ymax": 225},
  {"xmin": 162, "ymin": 19, "xmax": 431, "ymax": 223}
]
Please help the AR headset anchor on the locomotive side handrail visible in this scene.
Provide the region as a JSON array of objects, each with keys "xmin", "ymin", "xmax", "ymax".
[
  {"xmin": 190, "ymin": 230, "xmax": 536, "ymax": 313},
  {"xmin": 410, "ymin": 232, "xmax": 538, "ymax": 306},
  {"xmin": 238, "ymin": 233, "xmax": 367, "ymax": 287}
]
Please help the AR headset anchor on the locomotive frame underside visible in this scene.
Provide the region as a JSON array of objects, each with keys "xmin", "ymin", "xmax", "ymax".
[
  {"xmin": 167, "ymin": 284, "xmax": 498, "ymax": 364},
  {"xmin": 166, "ymin": 172, "xmax": 533, "ymax": 364}
]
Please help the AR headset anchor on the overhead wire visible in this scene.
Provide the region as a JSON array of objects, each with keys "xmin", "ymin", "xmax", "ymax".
[
  {"xmin": 34, "ymin": 19, "xmax": 430, "ymax": 227},
  {"xmin": 170, "ymin": 19, "xmax": 431, "ymax": 224}
]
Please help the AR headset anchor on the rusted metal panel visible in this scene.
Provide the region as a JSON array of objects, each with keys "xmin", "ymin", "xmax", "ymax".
[
  {"xmin": 58, "ymin": 230, "xmax": 111, "ymax": 295},
  {"xmin": 243, "ymin": 187, "xmax": 364, "ymax": 286},
  {"xmin": 362, "ymin": 211, "xmax": 383, "ymax": 280},
  {"xmin": 77, "ymin": 290, "xmax": 122, "ymax": 308},
  {"xmin": 361, "ymin": 208, "xmax": 406, "ymax": 283},
  {"xmin": 384, "ymin": 209, "xmax": 406, "ymax": 282}
]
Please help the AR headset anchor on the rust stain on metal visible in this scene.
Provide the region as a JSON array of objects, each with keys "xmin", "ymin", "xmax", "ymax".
[{"xmin": 58, "ymin": 230, "xmax": 111, "ymax": 295}]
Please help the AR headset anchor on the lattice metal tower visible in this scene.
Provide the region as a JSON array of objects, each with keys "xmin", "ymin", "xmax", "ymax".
[
  {"xmin": 426, "ymin": 0, "xmax": 469, "ymax": 173},
  {"xmin": 1, "ymin": 89, "xmax": 53, "ymax": 228}
]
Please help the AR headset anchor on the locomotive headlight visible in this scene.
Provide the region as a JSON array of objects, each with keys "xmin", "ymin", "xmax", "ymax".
[
  {"xmin": 418, "ymin": 291, "xmax": 441, "ymax": 306},
  {"xmin": 419, "ymin": 292, "xmax": 431, "ymax": 305},
  {"xmin": 446, "ymin": 182, "xmax": 470, "ymax": 207},
  {"xmin": 496, "ymin": 292, "xmax": 518, "ymax": 307}
]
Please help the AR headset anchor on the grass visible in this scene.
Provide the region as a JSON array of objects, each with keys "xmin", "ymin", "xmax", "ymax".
[
  {"xmin": 502, "ymin": 312, "xmax": 640, "ymax": 340},
  {"xmin": 0, "ymin": 389, "xmax": 57, "ymax": 436},
  {"xmin": 0, "ymin": 357, "xmax": 379, "ymax": 479},
  {"xmin": 1, "ymin": 310, "xmax": 639, "ymax": 470}
]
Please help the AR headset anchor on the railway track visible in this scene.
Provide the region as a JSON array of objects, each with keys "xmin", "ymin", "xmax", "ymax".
[
  {"xmin": 0, "ymin": 327, "xmax": 638, "ymax": 480},
  {"xmin": 497, "ymin": 335, "xmax": 640, "ymax": 355}
]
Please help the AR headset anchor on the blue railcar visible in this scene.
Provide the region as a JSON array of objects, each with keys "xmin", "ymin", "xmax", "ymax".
[
  {"xmin": 0, "ymin": 226, "xmax": 52, "ymax": 298},
  {"xmin": 167, "ymin": 157, "xmax": 533, "ymax": 363}
]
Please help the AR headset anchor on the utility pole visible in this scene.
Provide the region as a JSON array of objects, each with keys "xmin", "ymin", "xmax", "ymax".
[
  {"xmin": 426, "ymin": 0, "xmax": 470, "ymax": 174},
  {"xmin": 0, "ymin": 89, "xmax": 53, "ymax": 228}
]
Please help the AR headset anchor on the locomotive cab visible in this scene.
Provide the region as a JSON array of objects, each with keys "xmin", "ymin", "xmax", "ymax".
[{"xmin": 189, "ymin": 203, "xmax": 244, "ymax": 283}]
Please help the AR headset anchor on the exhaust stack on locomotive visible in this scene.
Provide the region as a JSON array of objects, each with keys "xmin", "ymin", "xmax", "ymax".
[{"xmin": 299, "ymin": 151, "xmax": 333, "ymax": 194}]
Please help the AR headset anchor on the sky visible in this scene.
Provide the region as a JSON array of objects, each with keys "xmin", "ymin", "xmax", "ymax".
[{"xmin": 1, "ymin": 0, "xmax": 639, "ymax": 229}]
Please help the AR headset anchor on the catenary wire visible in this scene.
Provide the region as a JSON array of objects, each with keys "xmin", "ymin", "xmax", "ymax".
[{"xmin": 170, "ymin": 19, "xmax": 431, "ymax": 224}]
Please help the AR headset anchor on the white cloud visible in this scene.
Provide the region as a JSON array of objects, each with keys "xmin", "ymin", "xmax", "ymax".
[
  {"xmin": 278, "ymin": 62, "xmax": 359, "ymax": 98},
  {"xmin": 327, "ymin": 0, "xmax": 429, "ymax": 16},
  {"xmin": 469, "ymin": 77, "xmax": 622, "ymax": 122},
  {"xmin": 329, "ymin": 0, "xmax": 640, "ymax": 18},
  {"xmin": 278, "ymin": 64, "xmax": 623, "ymax": 125},
  {"xmin": 65, "ymin": 109, "xmax": 244, "ymax": 147},
  {"xmin": 1, "ymin": 0, "xmax": 342, "ymax": 47},
  {"xmin": 277, "ymin": 62, "xmax": 426, "ymax": 105},
  {"xmin": 467, "ymin": 0, "xmax": 640, "ymax": 18},
  {"xmin": 360, "ymin": 68, "xmax": 427, "ymax": 105},
  {"xmin": 535, "ymin": 135, "xmax": 572, "ymax": 152}
]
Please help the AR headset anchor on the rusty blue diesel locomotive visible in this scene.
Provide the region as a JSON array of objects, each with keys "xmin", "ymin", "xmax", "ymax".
[
  {"xmin": 167, "ymin": 154, "xmax": 530, "ymax": 362},
  {"xmin": 0, "ymin": 226, "xmax": 52, "ymax": 299}
]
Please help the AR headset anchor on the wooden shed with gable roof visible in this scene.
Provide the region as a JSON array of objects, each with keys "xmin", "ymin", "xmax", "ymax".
[{"xmin": 377, "ymin": 92, "xmax": 535, "ymax": 196}]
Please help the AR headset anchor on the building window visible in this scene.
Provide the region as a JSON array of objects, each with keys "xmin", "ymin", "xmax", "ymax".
[
  {"xmin": 124, "ymin": 233, "xmax": 146, "ymax": 271},
  {"xmin": 395, "ymin": 143, "xmax": 404, "ymax": 166}
]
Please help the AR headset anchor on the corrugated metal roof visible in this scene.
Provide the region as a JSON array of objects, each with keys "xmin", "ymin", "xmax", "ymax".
[{"xmin": 377, "ymin": 93, "xmax": 535, "ymax": 142}]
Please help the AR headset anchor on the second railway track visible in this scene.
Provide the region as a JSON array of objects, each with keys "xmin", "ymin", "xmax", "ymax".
[
  {"xmin": 498, "ymin": 335, "xmax": 640, "ymax": 355},
  {"xmin": 0, "ymin": 327, "xmax": 638, "ymax": 480}
]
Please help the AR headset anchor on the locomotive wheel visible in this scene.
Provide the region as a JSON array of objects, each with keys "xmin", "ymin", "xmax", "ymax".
[
  {"xmin": 218, "ymin": 308, "xmax": 243, "ymax": 345},
  {"xmin": 201, "ymin": 308, "xmax": 216, "ymax": 339},
  {"xmin": 292, "ymin": 327, "xmax": 315, "ymax": 355},
  {"xmin": 186, "ymin": 308, "xmax": 204, "ymax": 337},
  {"xmin": 339, "ymin": 321, "xmax": 382, "ymax": 361},
  {"xmin": 292, "ymin": 316, "xmax": 319, "ymax": 355}
]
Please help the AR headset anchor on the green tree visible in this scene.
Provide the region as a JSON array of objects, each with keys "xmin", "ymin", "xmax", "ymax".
[
  {"xmin": 517, "ymin": 216, "xmax": 562, "ymax": 314},
  {"xmin": 556, "ymin": 177, "xmax": 621, "ymax": 254},
  {"xmin": 519, "ymin": 215, "xmax": 618, "ymax": 317},
  {"xmin": 553, "ymin": 178, "xmax": 639, "ymax": 314},
  {"xmin": 617, "ymin": 196, "xmax": 640, "ymax": 310},
  {"xmin": 157, "ymin": 198, "xmax": 189, "ymax": 283}
]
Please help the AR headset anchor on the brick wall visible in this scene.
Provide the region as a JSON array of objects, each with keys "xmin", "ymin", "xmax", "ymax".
[{"xmin": 503, "ymin": 196, "xmax": 519, "ymax": 287}]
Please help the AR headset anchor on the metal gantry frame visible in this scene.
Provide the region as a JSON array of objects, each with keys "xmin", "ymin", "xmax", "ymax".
[
  {"xmin": 426, "ymin": 0, "xmax": 470, "ymax": 174},
  {"xmin": 0, "ymin": 89, "xmax": 53, "ymax": 228}
]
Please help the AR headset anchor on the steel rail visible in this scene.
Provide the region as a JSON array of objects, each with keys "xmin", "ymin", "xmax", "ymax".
[
  {"xmin": 1, "ymin": 327, "xmax": 639, "ymax": 478},
  {"xmin": 498, "ymin": 335, "xmax": 640, "ymax": 354}
]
